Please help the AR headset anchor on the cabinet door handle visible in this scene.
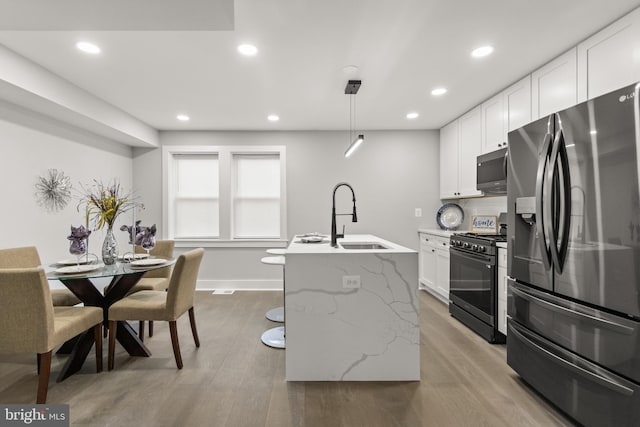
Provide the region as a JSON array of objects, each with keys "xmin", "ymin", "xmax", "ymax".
[{"xmin": 432, "ymin": 249, "xmax": 435, "ymax": 252}]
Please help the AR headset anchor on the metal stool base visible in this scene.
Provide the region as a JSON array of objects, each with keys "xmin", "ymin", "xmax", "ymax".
[
  {"xmin": 261, "ymin": 326, "xmax": 285, "ymax": 349},
  {"xmin": 265, "ymin": 306, "xmax": 285, "ymax": 323}
]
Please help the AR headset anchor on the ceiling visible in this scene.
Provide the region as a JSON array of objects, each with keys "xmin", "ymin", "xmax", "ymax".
[{"xmin": 1, "ymin": 0, "xmax": 639, "ymax": 132}]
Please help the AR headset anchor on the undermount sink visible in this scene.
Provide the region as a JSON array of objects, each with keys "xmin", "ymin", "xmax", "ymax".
[{"xmin": 339, "ymin": 242, "xmax": 389, "ymax": 250}]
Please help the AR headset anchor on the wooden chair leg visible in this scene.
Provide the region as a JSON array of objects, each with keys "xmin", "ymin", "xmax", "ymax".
[
  {"xmin": 138, "ymin": 321, "xmax": 145, "ymax": 342},
  {"xmin": 149, "ymin": 321, "xmax": 154, "ymax": 337},
  {"xmin": 188, "ymin": 307, "xmax": 200, "ymax": 347},
  {"xmin": 36, "ymin": 351, "xmax": 52, "ymax": 404},
  {"xmin": 169, "ymin": 321, "xmax": 183, "ymax": 369},
  {"xmin": 94, "ymin": 324, "xmax": 103, "ymax": 373},
  {"xmin": 36, "ymin": 353, "xmax": 41, "ymax": 375},
  {"xmin": 108, "ymin": 321, "xmax": 117, "ymax": 371}
]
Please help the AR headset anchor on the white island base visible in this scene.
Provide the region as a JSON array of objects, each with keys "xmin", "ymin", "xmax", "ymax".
[{"xmin": 284, "ymin": 234, "xmax": 419, "ymax": 381}]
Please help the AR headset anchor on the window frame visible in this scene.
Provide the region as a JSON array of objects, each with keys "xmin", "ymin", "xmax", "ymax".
[{"xmin": 163, "ymin": 145, "xmax": 287, "ymax": 248}]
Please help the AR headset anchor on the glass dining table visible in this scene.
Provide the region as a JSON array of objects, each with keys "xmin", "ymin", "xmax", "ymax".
[{"xmin": 45, "ymin": 258, "xmax": 176, "ymax": 382}]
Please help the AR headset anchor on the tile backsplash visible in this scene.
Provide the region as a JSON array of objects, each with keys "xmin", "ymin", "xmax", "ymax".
[{"xmin": 455, "ymin": 196, "xmax": 507, "ymax": 231}]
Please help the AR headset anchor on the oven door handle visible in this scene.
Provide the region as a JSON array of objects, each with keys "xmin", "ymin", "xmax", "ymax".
[{"xmin": 450, "ymin": 249, "xmax": 495, "ymax": 266}]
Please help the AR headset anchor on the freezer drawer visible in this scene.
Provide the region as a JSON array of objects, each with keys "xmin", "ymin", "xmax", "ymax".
[
  {"xmin": 507, "ymin": 321, "xmax": 640, "ymax": 427},
  {"xmin": 509, "ymin": 279, "xmax": 640, "ymax": 384}
]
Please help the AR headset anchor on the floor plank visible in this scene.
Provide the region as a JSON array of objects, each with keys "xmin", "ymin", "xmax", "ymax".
[{"xmin": 0, "ymin": 290, "xmax": 574, "ymax": 426}]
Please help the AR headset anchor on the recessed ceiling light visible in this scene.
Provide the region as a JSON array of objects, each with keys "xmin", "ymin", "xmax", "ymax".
[
  {"xmin": 76, "ymin": 41, "xmax": 101, "ymax": 55},
  {"xmin": 471, "ymin": 45, "xmax": 494, "ymax": 58},
  {"xmin": 267, "ymin": 114, "xmax": 280, "ymax": 122},
  {"xmin": 342, "ymin": 65, "xmax": 359, "ymax": 75},
  {"xmin": 406, "ymin": 112, "xmax": 419, "ymax": 119},
  {"xmin": 431, "ymin": 87, "xmax": 447, "ymax": 96},
  {"xmin": 238, "ymin": 44, "xmax": 258, "ymax": 56},
  {"xmin": 176, "ymin": 114, "xmax": 190, "ymax": 122}
]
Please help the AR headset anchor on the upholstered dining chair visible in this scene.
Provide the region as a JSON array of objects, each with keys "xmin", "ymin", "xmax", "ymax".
[
  {"xmin": 0, "ymin": 246, "xmax": 81, "ymax": 306},
  {"xmin": 103, "ymin": 240, "xmax": 175, "ymax": 339},
  {"xmin": 108, "ymin": 248, "xmax": 204, "ymax": 370},
  {"xmin": 131, "ymin": 240, "xmax": 175, "ymax": 339},
  {"xmin": 0, "ymin": 268, "xmax": 103, "ymax": 403}
]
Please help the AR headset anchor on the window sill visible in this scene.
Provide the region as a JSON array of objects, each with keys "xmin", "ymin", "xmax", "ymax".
[{"xmin": 174, "ymin": 239, "xmax": 288, "ymax": 249}]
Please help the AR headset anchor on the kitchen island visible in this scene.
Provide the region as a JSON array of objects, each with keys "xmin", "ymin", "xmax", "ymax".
[{"xmin": 284, "ymin": 234, "xmax": 419, "ymax": 381}]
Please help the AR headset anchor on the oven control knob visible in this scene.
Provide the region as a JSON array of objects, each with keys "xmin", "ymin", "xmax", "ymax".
[
  {"xmin": 478, "ymin": 246, "xmax": 486, "ymax": 253},
  {"xmin": 472, "ymin": 244, "xmax": 478, "ymax": 251},
  {"xmin": 463, "ymin": 242, "xmax": 470, "ymax": 249}
]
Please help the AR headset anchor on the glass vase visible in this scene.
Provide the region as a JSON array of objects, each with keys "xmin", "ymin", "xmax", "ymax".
[{"xmin": 101, "ymin": 227, "xmax": 119, "ymax": 265}]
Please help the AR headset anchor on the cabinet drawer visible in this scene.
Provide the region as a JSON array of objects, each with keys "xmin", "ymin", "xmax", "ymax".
[{"xmin": 420, "ymin": 233, "xmax": 450, "ymax": 250}]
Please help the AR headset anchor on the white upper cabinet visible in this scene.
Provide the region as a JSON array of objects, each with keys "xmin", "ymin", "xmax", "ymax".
[
  {"xmin": 503, "ymin": 75, "xmax": 532, "ymax": 141},
  {"xmin": 531, "ymin": 48, "xmax": 577, "ymax": 119},
  {"xmin": 439, "ymin": 110, "xmax": 483, "ymax": 200},
  {"xmin": 439, "ymin": 120, "xmax": 459, "ymax": 199},
  {"xmin": 577, "ymin": 7, "xmax": 640, "ymax": 102},
  {"xmin": 457, "ymin": 106, "xmax": 483, "ymax": 197},
  {"xmin": 481, "ymin": 93, "xmax": 505, "ymax": 154}
]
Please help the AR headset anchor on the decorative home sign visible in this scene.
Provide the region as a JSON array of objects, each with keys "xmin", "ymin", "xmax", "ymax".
[{"xmin": 471, "ymin": 215, "xmax": 498, "ymax": 234}]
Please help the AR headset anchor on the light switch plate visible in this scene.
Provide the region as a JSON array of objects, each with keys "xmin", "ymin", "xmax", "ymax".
[
  {"xmin": 342, "ymin": 275, "xmax": 361, "ymax": 288},
  {"xmin": 415, "ymin": 208, "xmax": 422, "ymax": 217}
]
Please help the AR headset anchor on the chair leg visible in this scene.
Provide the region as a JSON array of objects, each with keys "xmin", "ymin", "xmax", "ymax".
[
  {"xmin": 149, "ymin": 321, "xmax": 154, "ymax": 337},
  {"xmin": 36, "ymin": 351, "xmax": 52, "ymax": 404},
  {"xmin": 36, "ymin": 353, "xmax": 41, "ymax": 375},
  {"xmin": 108, "ymin": 321, "xmax": 117, "ymax": 371},
  {"xmin": 188, "ymin": 307, "xmax": 200, "ymax": 348},
  {"xmin": 169, "ymin": 321, "xmax": 183, "ymax": 369},
  {"xmin": 94, "ymin": 324, "xmax": 103, "ymax": 373},
  {"xmin": 138, "ymin": 321, "xmax": 145, "ymax": 342}
]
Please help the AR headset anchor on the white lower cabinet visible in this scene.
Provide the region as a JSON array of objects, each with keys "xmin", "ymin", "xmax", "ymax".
[
  {"xmin": 419, "ymin": 232, "xmax": 450, "ymax": 303},
  {"xmin": 497, "ymin": 247, "xmax": 508, "ymax": 336}
]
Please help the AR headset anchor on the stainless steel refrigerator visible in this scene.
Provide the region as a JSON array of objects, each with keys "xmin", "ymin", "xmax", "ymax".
[{"xmin": 507, "ymin": 82, "xmax": 640, "ymax": 427}]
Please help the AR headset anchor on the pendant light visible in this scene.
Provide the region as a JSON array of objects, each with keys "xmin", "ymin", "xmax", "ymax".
[{"xmin": 344, "ymin": 80, "xmax": 364, "ymax": 158}]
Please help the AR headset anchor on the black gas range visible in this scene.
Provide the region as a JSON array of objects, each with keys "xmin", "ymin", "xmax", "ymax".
[
  {"xmin": 449, "ymin": 232, "xmax": 506, "ymax": 343},
  {"xmin": 450, "ymin": 232, "xmax": 507, "ymax": 256}
]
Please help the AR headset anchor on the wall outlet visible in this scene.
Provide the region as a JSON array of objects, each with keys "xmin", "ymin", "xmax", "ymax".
[
  {"xmin": 415, "ymin": 208, "xmax": 422, "ymax": 217},
  {"xmin": 342, "ymin": 275, "xmax": 361, "ymax": 288}
]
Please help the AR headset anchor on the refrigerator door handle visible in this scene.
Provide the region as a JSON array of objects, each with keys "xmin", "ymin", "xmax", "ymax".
[
  {"xmin": 509, "ymin": 322, "xmax": 635, "ymax": 396},
  {"xmin": 547, "ymin": 128, "xmax": 572, "ymax": 274},
  {"xmin": 535, "ymin": 132, "xmax": 553, "ymax": 270},
  {"xmin": 510, "ymin": 285, "xmax": 635, "ymax": 335}
]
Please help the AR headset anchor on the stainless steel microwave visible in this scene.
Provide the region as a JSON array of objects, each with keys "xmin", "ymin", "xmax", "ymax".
[{"xmin": 476, "ymin": 147, "xmax": 507, "ymax": 194}]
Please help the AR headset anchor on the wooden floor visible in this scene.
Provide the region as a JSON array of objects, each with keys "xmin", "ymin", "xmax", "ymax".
[{"xmin": 0, "ymin": 291, "xmax": 574, "ymax": 426}]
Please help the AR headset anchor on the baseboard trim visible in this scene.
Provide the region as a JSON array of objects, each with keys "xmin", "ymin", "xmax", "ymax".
[{"xmin": 196, "ymin": 279, "xmax": 283, "ymax": 291}]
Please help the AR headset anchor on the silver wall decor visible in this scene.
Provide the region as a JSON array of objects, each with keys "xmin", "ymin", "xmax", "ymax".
[{"xmin": 35, "ymin": 169, "xmax": 72, "ymax": 212}]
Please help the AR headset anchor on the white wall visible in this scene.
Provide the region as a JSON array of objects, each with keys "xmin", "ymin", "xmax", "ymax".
[
  {"xmin": 0, "ymin": 107, "xmax": 133, "ymax": 264},
  {"xmin": 133, "ymin": 130, "xmax": 441, "ymax": 290}
]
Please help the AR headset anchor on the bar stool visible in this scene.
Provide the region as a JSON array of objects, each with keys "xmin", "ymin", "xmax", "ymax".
[
  {"xmin": 264, "ymin": 248, "xmax": 286, "ymax": 322},
  {"xmin": 261, "ymin": 253, "xmax": 285, "ymax": 349}
]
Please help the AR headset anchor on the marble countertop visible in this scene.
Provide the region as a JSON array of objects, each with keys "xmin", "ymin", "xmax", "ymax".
[
  {"xmin": 496, "ymin": 242, "xmax": 507, "ymax": 249},
  {"xmin": 286, "ymin": 234, "xmax": 416, "ymax": 254}
]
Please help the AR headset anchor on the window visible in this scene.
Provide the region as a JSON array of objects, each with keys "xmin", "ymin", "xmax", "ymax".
[
  {"xmin": 172, "ymin": 154, "xmax": 219, "ymax": 238},
  {"xmin": 163, "ymin": 146, "xmax": 286, "ymax": 246},
  {"xmin": 233, "ymin": 154, "xmax": 281, "ymax": 238}
]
